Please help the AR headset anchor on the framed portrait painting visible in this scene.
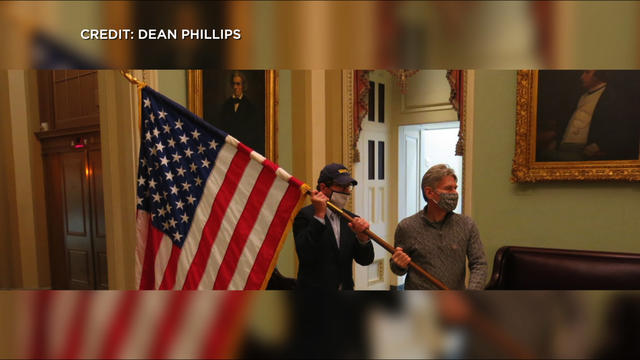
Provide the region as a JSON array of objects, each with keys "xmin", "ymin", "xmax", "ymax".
[
  {"xmin": 188, "ymin": 70, "xmax": 278, "ymax": 161},
  {"xmin": 512, "ymin": 70, "xmax": 640, "ymax": 182}
]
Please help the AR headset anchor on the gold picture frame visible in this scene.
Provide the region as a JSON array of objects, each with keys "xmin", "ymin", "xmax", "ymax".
[
  {"xmin": 511, "ymin": 70, "xmax": 640, "ymax": 182},
  {"xmin": 187, "ymin": 70, "xmax": 278, "ymax": 161}
]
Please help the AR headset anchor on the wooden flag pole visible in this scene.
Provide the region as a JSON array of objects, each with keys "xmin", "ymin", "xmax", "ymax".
[
  {"xmin": 303, "ymin": 190, "xmax": 449, "ymax": 290},
  {"xmin": 326, "ymin": 201, "xmax": 449, "ymax": 290}
]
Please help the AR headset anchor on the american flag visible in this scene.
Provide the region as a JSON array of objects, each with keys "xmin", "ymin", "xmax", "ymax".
[{"xmin": 135, "ymin": 86, "xmax": 307, "ymax": 290}]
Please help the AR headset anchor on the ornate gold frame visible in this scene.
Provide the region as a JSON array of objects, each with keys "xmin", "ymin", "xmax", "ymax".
[
  {"xmin": 342, "ymin": 70, "xmax": 356, "ymax": 171},
  {"xmin": 512, "ymin": 70, "xmax": 640, "ymax": 182},
  {"xmin": 341, "ymin": 70, "xmax": 356, "ymax": 211},
  {"xmin": 187, "ymin": 70, "xmax": 278, "ymax": 161},
  {"xmin": 446, "ymin": 70, "xmax": 466, "ymax": 156}
]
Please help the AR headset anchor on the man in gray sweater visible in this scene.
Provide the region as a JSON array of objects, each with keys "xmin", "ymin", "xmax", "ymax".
[{"xmin": 390, "ymin": 164, "xmax": 487, "ymax": 290}]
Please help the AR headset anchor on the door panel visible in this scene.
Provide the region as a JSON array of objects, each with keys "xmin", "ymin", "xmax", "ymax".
[
  {"xmin": 43, "ymin": 154, "xmax": 68, "ymax": 289},
  {"xmin": 399, "ymin": 126, "xmax": 421, "ymax": 221},
  {"xmin": 89, "ymin": 149, "xmax": 108, "ymax": 289},
  {"xmin": 68, "ymin": 249, "xmax": 90, "ymax": 288},
  {"xmin": 61, "ymin": 151, "xmax": 94, "ymax": 289},
  {"xmin": 96, "ymin": 252, "xmax": 108, "ymax": 289},
  {"xmin": 62, "ymin": 152, "xmax": 88, "ymax": 236},
  {"xmin": 354, "ymin": 72, "xmax": 391, "ymax": 290},
  {"xmin": 38, "ymin": 70, "xmax": 107, "ymax": 290}
]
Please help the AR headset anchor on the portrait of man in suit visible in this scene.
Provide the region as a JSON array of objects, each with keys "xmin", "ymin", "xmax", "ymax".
[
  {"xmin": 201, "ymin": 70, "xmax": 266, "ymax": 155},
  {"xmin": 536, "ymin": 70, "xmax": 640, "ymax": 162}
]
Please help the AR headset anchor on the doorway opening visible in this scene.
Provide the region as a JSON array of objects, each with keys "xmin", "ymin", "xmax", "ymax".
[{"xmin": 398, "ymin": 121, "xmax": 463, "ymax": 223}]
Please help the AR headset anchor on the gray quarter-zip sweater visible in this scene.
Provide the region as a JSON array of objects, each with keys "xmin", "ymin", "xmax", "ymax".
[{"xmin": 390, "ymin": 205, "xmax": 487, "ymax": 290}]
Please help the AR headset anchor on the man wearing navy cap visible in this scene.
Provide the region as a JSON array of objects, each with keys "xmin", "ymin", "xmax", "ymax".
[{"xmin": 293, "ymin": 163, "xmax": 374, "ymax": 290}]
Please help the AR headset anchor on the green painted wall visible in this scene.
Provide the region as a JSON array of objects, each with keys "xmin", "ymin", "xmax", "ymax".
[
  {"xmin": 157, "ymin": 70, "xmax": 187, "ymax": 108},
  {"xmin": 472, "ymin": 71, "xmax": 640, "ymax": 276},
  {"xmin": 275, "ymin": 70, "xmax": 297, "ymax": 278}
]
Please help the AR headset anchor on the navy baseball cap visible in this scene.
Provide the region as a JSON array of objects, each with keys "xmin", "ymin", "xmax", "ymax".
[{"xmin": 317, "ymin": 163, "xmax": 358, "ymax": 186}]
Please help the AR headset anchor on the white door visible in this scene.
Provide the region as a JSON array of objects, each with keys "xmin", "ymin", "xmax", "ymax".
[
  {"xmin": 398, "ymin": 126, "xmax": 422, "ymax": 221},
  {"xmin": 353, "ymin": 72, "xmax": 391, "ymax": 290}
]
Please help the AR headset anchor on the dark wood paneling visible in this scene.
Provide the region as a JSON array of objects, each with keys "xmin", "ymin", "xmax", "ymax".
[
  {"xmin": 80, "ymin": 73, "xmax": 99, "ymax": 119},
  {"xmin": 38, "ymin": 70, "xmax": 107, "ymax": 290},
  {"xmin": 43, "ymin": 137, "xmax": 106, "ymax": 290},
  {"xmin": 61, "ymin": 150, "xmax": 95, "ymax": 289},
  {"xmin": 43, "ymin": 154, "xmax": 68, "ymax": 289},
  {"xmin": 37, "ymin": 125, "xmax": 101, "ymax": 152},
  {"xmin": 53, "ymin": 70, "xmax": 70, "ymax": 82},
  {"xmin": 90, "ymin": 150, "xmax": 105, "ymax": 238},
  {"xmin": 68, "ymin": 249, "xmax": 90, "ymax": 289},
  {"xmin": 53, "ymin": 77, "xmax": 68, "ymax": 126},
  {"xmin": 49, "ymin": 70, "xmax": 100, "ymax": 130},
  {"xmin": 96, "ymin": 251, "xmax": 108, "ymax": 289},
  {"xmin": 62, "ymin": 152, "xmax": 88, "ymax": 236},
  {"xmin": 37, "ymin": 71, "xmax": 54, "ymax": 127},
  {"xmin": 89, "ymin": 149, "xmax": 108, "ymax": 290}
]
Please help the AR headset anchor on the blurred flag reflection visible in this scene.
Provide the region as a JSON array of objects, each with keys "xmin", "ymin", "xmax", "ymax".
[
  {"xmin": 2, "ymin": 291, "xmax": 638, "ymax": 359},
  {"xmin": 16, "ymin": 291, "xmax": 250, "ymax": 359}
]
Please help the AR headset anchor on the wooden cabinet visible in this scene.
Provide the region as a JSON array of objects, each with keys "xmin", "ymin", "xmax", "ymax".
[{"xmin": 37, "ymin": 70, "xmax": 107, "ymax": 289}]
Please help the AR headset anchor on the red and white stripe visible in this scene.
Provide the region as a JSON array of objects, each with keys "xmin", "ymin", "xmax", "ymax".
[
  {"xmin": 20, "ymin": 291, "xmax": 251, "ymax": 359},
  {"xmin": 136, "ymin": 136, "xmax": 305, "ymax": 290}
]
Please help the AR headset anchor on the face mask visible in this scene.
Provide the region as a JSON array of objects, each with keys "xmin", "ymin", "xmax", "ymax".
[
  {"xmin": 435, "ymin": 191, "xmax": 458, "ymax": 212},
  {"xmin": 330, "ymin": 190, "xmax": 350, "ymax": 209}
]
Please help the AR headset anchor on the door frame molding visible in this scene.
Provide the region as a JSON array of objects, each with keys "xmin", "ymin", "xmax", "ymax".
[
  {"xmin": 342, "ymin": 70, "xmax": 356, "ymax": 210},
  {"xmin": 98, "ymin": 70, "xmax": 154, "ymax": 289},
  {"xmin": 462, "ymin": 70, "xmax": 475, "ymax": 217}
]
